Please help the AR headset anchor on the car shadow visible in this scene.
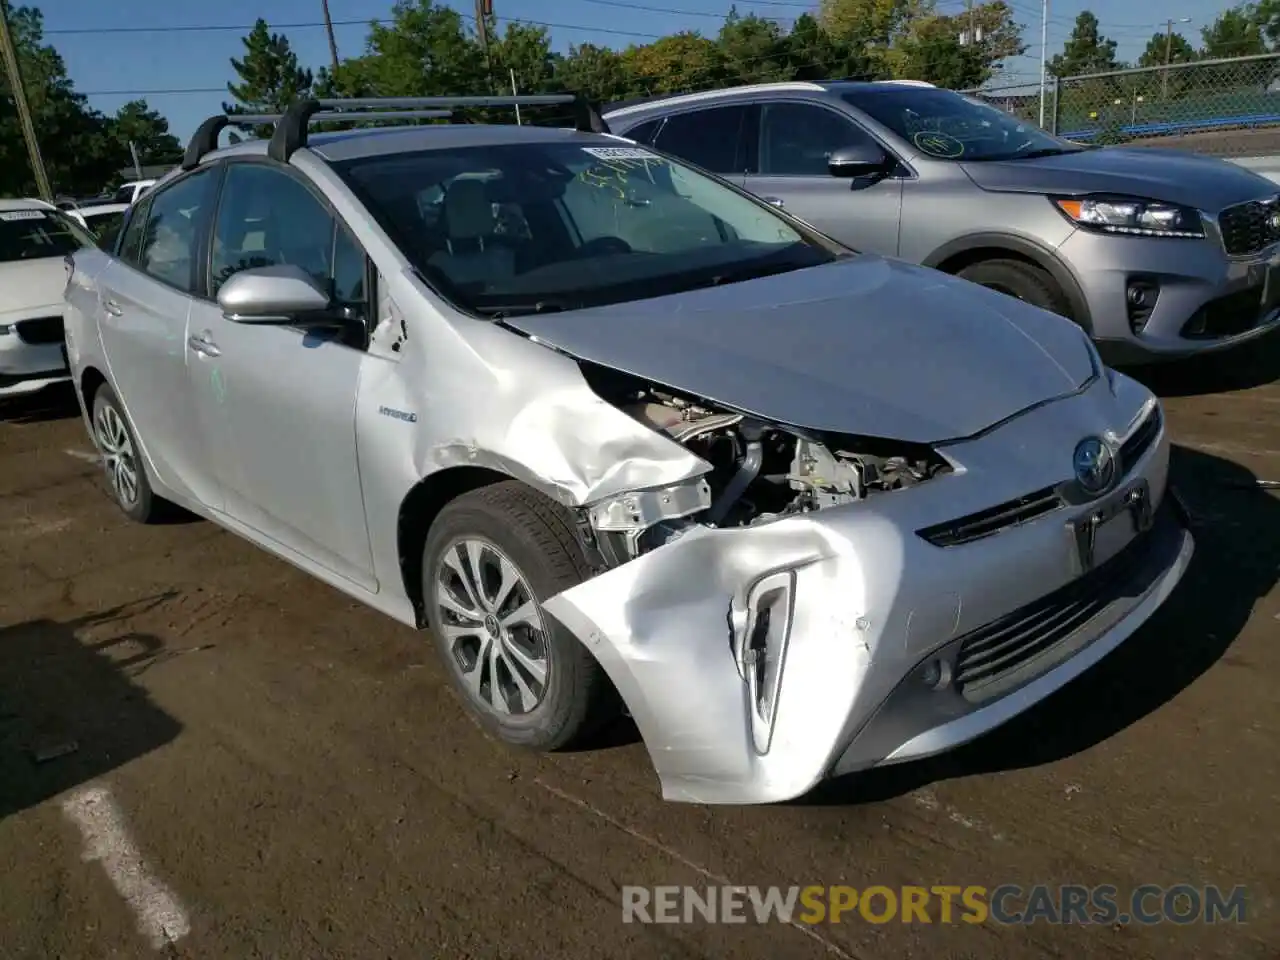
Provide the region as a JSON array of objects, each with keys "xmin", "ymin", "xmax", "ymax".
[
  {"xmin": 0, "ymin": 382, "xmax": 81, "ymax": 424},
  {"xmin": 1122, "ymin": 329, "xmax": 1280, "ymax": 398},
  {"xmin": 798, "ymin": 444, "xmax": 1278, "ymax": 806},
  {"xmin": 0, "ymin": 596, "xmax": 186, "ymax": 821}
]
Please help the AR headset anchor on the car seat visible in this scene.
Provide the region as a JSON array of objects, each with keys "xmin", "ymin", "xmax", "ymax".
[{"xmin": 426, "ymin": 178, "xmax": 516, "ymax": 288}]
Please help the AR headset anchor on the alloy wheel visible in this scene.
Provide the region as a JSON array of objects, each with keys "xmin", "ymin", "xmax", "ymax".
[
  {"xmin": 434, "ymin": 538, "xmax": 551, "ymax": 716},
  {"xmin": 94, "ymin": 403, "xmax": 139, "ymax": 508}
]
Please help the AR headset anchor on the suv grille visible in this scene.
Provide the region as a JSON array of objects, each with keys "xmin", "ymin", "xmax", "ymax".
[
  {"xmin": 1217, "ymin": 196, "xmax": 1280, "ymax": 257},
  {"xmin": 15, "ymin": 315, "xmax": 65, "ymax": 345},
  {"xmin": 953, "ymin": 496, "xmax": 1175, "ymax": 702}
]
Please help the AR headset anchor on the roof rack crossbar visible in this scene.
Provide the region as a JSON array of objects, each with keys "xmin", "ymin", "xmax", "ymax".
[{"xmin": 184, "ymin": 93, "xmax": 609, "ymax": 169}]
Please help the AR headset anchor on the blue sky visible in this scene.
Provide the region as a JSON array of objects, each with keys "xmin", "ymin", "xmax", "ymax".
[{"xmin": 42, "ymin": 0, "xmax": 1241, "ymax": 143}]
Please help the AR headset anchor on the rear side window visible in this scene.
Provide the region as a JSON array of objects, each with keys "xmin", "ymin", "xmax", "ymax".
[
  {"xmin": 118, "ymin": 197, "xmax": 153, "ymax": 262},
  {"xmin": 136, "ymin": 167, "xmax": 220, "ymax": 293},
  {"xmin": 0, "ymin": 208, "xmax": 91, "ymax": 262},
  {"xmin": 651, "ymin": 105, "xmax": 750, "ymax": 175},
  {"xmin": 624, "ymin": 117, "xmax": 662, "ymax": 144}
]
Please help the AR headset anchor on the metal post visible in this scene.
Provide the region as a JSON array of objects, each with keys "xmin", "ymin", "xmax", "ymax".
[
  {"xmin": 510, "ymin": 68, "xmax": 521, "ymax": 125},
  {"xmin": 0, "ymin": 0, "xmax": 52, "ymax": 200},
  {"xmin": 1163, "ymin": 19, "xmax": 1173, "ymax": 99},
  {"xmin": 321, "ymin": 0, "xmax": 340, "ymax": 75},
  {"xmin": 129, "ymin": 140, "xmax": 143, "ymax": 180},
  {"xmin": 1038, "ymin": 0, "xmax": 1049, "ymax": 128}
]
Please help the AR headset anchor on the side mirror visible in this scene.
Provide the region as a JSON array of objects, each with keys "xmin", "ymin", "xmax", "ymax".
[
  {"xmin": 828, "ymin": 143, "xmax": 893, "ymax": 179},
  {"xmin": 217, "ymin": 265, "xmax": 332, "ymax": 324}
]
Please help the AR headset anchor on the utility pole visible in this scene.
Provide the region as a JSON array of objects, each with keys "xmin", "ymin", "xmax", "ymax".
[
  {"xmin": 1038, "ymin": 0, "xmax": 1049, "ymax": 127},
  {"xmin": 475, "ymin": 0, "xmax": 493, "ymax": 88},
  {"xmin": 1162, "ymin": 18, "xmax": 1191, "ymax": 99},
  {"xmin": 321, "ymin": 0, "xmax": 340, "ymax": 76},
  {"xmin": 0, "ymin": 0, "xmax": 52, "ymax": 200}
]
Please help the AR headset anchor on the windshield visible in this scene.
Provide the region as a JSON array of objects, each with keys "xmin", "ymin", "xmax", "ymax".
[
  {"xmin": 840, "ymin": 87, "xmax": 1084, "ymax": 162},
  {"xmin": 335, "ymin": 140, "xmax": 843, "ymax": 315},
  {"xmin": 0, "ymin": 207, "xmax": 94, "ymax": 262}
]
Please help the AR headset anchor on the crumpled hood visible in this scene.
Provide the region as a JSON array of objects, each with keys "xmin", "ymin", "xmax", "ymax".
[
  {"xmin": 504, "ymin": 256, "xmax": 1096, "ymax": 444},
  {"xmin": 0, "ymin": 257, "xmax": 68, "ymax": 318},
  {"xmin": 961, "ymin": 147, "xmax": 1277, "ymax": 211}
]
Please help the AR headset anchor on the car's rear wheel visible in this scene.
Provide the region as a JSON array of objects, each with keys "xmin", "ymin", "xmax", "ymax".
[
  {"xmin": 90, "ymin": 384, "xmax": 166, "ymax": 524},
  {"xmin": 423, "ymin": 481, "xmax": 613, "ymax": 750},
  {"xmin": 957, "ymin": 258, "xmax": 1073, "ymax": 321}
]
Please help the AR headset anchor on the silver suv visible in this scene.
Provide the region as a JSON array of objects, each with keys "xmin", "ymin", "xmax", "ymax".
[
  {"xmin": 64, "ymin": 96, "xmax": 1190, "ymax": 804},
  {"xmin": 605, "ymin": 80, "xmax": 1280, "ymax": 364}
]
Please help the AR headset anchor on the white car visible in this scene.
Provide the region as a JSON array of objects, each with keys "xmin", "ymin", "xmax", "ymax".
[
  {"xmin": 111, "ymin": 179, "xmax": 156, "ymax": 205},
  {"xmin": 70, "ymin": 202, "xmax": 131, "ymax": 247},
  {"xmin": 0, "ymin": 198, "xmax": 96, "ymax": 398}
]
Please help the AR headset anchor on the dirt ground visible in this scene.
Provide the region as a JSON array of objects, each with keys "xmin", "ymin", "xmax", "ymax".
[{"xmin": 0, "ymin": 342, "xmax": 1277, "ymax": 960}]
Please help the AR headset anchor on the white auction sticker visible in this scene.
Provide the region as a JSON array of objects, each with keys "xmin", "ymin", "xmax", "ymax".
[
  {"xmin": 0, "ymin": 209, "xmax": 47, "ymax": 221},
  {"xmin": 581, "ymin": 146, "xmax": 662, "ymax": 161}
]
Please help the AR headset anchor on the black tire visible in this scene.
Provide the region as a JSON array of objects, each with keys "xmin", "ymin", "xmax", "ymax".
[
  {"xmin": 89, "ymin": 384, "xmax": 167, "ymax": 524},
  {"xmin": 423, "ymin": 480, "xmax": 614, "ymax": 751},
  {"xmin": 957, "ymin": 258, "xmax": 1074, "ymax": 321}
]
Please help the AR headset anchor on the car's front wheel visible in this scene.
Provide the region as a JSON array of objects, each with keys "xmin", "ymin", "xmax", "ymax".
[
  {"xmin": 90, "ymin": 384, "xmax": 165, "ymax": 523},
  {"xmin": 957, "ymin": 258, "xmax": 1073, "ymax": 320},
  {"xmin": 423, "ymin": 481, "xmax": 614, "ymax": 750}
]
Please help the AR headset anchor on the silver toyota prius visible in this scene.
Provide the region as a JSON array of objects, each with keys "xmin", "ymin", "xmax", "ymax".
[{"xmin": 63, "ymin": 96, "xmax": 1193, "ymax": 804}]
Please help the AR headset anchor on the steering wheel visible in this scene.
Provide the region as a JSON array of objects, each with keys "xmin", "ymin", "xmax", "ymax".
[{"xmin": 578, "ymin": 236, "xmax": 633, "ymax": 257}]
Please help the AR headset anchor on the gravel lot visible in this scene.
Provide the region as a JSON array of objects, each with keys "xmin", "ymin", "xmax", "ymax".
[{"xmin": 0, "ymin": 340, "xmax": 1277, "ymax": 959}]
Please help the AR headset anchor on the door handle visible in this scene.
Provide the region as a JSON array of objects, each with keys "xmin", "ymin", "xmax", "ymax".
[
  {"xmin": 188, "ymin": 333, "xmax": 220, "ymax": 358},
  {"xmin": 762, "ymin": 196, "xmax": 785, "ymax": 208},
  {"xmin": 102, "ymin": 299, "xmax": 123, "ymax": 317}
]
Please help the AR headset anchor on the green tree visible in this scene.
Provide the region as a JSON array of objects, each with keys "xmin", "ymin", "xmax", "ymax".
[
  {"xmin": 1200, "ymin": 5, "xmax": 1267, "ymax": 59},
  {"xmin": 620, "ymin": 32, "xmax": 725, "ymax": 96},
  {"xmin": 108, "ymin": 100, "xmax": 181, "ymax": 168},
  {"xmin": 349, "ymin": 1, "xmax": 485, "ymax": 97},
  {"xmin": 0, "ymin": 5, "xmax": 118, "ymax": 196},
  {"xmin": 782, "ymin": 12, "xmax": 885, "ymax": 82},
  {"xmin": 1049, "ymin": 11, "xmax": 1120, "ymax": 78},
  {"xmin": 1137, "ymin": 30, "xmax": 1197, "ymax": 68},
  {"xmin": 552, "ymin": 43, "xmax": 632, "ymax": 104},
  {"xmin": 224, "ymin": 18, "xmax": 314, "ymax": 137},
  {"xmin": 717, "ymin": 8, "xmax": 791, "ymax": 85}
]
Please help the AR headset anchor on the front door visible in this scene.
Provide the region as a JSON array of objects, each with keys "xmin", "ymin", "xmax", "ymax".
[
  {"xmin": 743, "ymin": 101, "xmax": 904, "ymax": 257},
  {"xmin": 95, "ymin": 169, "xmax": 225, "ymax": 509},
  {"xmin": 186, "ymin": 160, "xmax": 377, "ymax": 588}
]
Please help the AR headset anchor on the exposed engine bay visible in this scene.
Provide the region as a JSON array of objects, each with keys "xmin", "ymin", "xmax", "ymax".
[{"xmin": 578, "ymin": 364, "xmax": 953, "ymax": 568}]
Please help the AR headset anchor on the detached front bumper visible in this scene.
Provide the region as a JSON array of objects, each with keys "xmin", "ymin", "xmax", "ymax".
[{"xmin": 543, "ymin": 386, "xmax": 1192, "ymax": 804}]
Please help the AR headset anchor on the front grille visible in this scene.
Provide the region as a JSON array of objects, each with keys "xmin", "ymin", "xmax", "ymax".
[
  {"xmin": 1119, "ymin": 404, "xmax": 1161, "ymax": 472},
  {"xmin": 952, "ymin": 496, "xmax": 1175, "ymax": 703},
  {"xmin": 1217, "ymin": 196, "xmax": 1280, "ymax": 257},
  {"xmin": 916, "ymin": 486, "xmax": 1063, "ymax": 547},
  {"xmin": 14, "ymin": 315, "xmax": 64, "ymax": 345}
]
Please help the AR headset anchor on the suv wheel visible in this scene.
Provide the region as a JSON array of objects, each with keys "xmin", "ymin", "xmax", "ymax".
[
  {"xmin": 423, "ymin": 481, "xmax": 613, "ymax": 750},
  {"xmin": 957, "ymin": 258, "xmax": 1073, "ymax": 320},
  {"xmin": 90, "ymin": 384, "xmax": 167, "ymax": 523}
]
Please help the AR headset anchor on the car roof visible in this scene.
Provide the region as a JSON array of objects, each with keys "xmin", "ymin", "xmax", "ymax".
[
  {"xmin": 197, "ymin": 123, "xmax": 626, "ymax": 167},
  {"xmin": 602, "ymin": 79, "xmax": 940, "ymax": 119},
  {"xmin": 81, "ymin": 202, "xmax": 131, "ymax": 216},
  {"xmin": 0, "ymin": 197, "xmax": 57, "ymax": 213}
]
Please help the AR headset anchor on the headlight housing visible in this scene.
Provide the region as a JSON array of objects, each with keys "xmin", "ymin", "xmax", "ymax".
[{"xmin": 1053, "ymin": 196, "xmax": 1204, "ymax": 239}]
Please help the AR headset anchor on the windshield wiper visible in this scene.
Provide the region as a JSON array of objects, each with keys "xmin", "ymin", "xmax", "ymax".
[
  {"xmin": 1016, "ymin": 147, "xmax": 1084, "ymax": 160},
  {"xmin": 474, "ymin": 299, "xmax": 571, "ymax": 319}
]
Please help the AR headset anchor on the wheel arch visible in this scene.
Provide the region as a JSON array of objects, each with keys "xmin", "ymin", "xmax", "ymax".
[
  {"xmin": 397, "ymin": 465, "xmax": 516, "ymax": 627},
  {"xmin": 924, "ymin": 233, "xmax": 1094, "ymax": 334},
  {"xmin": 79, "ymin": 365, "xmax": 108, "ymax": 413}
]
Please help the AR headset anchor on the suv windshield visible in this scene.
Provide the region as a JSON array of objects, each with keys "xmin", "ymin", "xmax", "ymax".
[
  {"xmin": 335, "ymin": 140, "xmax": 843, "ymax": 315},
  {"xmin": 840, "ymin": 87, "xmax": 1085, "ymax": 163},
  {"xmin": 0, "ymin": 207, "xmax": 93, "ymax": 262}
]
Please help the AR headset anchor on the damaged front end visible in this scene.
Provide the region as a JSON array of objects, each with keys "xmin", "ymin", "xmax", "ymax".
[{"xmin": 535, "ymin": 361, "xmax": 1191, "ymax": 805}]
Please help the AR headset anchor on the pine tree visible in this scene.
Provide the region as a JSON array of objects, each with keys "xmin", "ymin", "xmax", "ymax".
[{"xmin": 223, "ymin": 19, "xmax": 314, "ymax": 138}]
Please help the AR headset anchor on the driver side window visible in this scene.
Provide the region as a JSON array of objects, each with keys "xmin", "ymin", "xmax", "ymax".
[{"xmin": 759, "ymin": 102, "xmax": 880, "ymax": 177}]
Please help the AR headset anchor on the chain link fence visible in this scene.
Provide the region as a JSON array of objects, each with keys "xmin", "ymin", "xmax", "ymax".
[{"xmin": 965, "ymin": 54, "xmax": 1280, "ymax": 157}]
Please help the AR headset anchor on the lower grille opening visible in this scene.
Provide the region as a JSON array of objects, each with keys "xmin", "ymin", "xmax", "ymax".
[
  {"xmin": 917, "ymin": 486, "xmax": 1063, "ymax": 547},
  {"xmin": 15, "ymin": 315, "xmax": 65, "ymax": 345},
  {"xmin": 953, "ymin": 495, "xmax": 1179, "ymax": 703},
  {"xmin": 1180, "ymin": 287, "xmax": 1267, "ymax": 339}
]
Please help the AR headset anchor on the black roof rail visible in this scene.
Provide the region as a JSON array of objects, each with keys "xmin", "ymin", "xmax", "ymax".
[{"xmin": 182, "ymin": 93, "xmax": 610, "ymax": 169}]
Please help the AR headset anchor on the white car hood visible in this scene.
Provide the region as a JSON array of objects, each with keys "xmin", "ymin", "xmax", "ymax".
[{"xmin": 0, "ymin": 257, "xmax": 68, "ymax": 319}]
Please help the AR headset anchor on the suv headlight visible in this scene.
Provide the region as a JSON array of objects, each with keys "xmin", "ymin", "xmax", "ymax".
[{"xmin": 1053, "ymin": 196, "xmax": 1204, "ymax": 239}]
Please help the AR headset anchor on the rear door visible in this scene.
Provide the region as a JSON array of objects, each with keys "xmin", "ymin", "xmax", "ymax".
[
  {"xmin": 96, "ymin": 167, "xmax": 225, "ymax": 509},
  {"xmin": 742, "ymin": 100, "xmax": 904, "ymax": 256}
]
